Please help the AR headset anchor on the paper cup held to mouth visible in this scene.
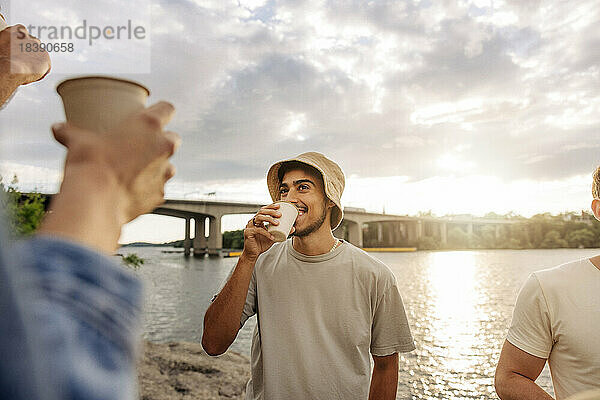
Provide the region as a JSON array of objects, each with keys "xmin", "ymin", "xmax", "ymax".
[
  {"xmin": 268, "ymin": 201, "xmax": 298, "ymax": 242},
  {"xmin": 57, "ymin": 76, "xmax": 150, "ymax": 133}
]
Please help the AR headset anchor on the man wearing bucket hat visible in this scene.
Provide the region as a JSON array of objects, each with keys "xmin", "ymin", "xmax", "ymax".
[{"xmin": 203, "ymin": 152, "xmax": 415, "ymax": 399}]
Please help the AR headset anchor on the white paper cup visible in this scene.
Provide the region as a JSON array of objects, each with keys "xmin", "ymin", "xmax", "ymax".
[
  {"xmin": 267, "ymin": 201, "xmax": 299, "ymax": 242},
  {"xmin": 57, "ymin": 76, "xmax": 150, "ymax": 133}
]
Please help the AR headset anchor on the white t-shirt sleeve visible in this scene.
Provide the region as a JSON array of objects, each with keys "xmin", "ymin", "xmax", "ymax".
[
  {"xmin": 506, "ymin": 274, "xmax": 553, "ymax": 358},
  {"xmin": 370, "ymin": 282, "xmax": 415, "ymax": 356},
  {"xmin": 240, "ymin": 267, "xmax": 257, "ymax": 327}
]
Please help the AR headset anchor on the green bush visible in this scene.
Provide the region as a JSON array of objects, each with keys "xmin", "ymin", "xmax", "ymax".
[
  {"xmin": 1, "ymin": 175, "xmax": 46, "ymax": 236},
  {"xmin": 540, "ymin": 230, "xmax": 568, "ymax": 249},
  {"xmin": 417, "ymin": 236, "xmax": 440, "ymax": 250},
  {"xmin": 223, "ymin": 229, "xmax": 244, "ymax": 249},
  {"xmin": 447, "ymin": 227, "xmax": 470, "ymax": 248},
  {"xmin": 121, "ymin": 253, "xmax": 145, "ymax": 269},
  {"xmin": 566, "ymin": 228, "xmax": 597, "ymax": 248}
]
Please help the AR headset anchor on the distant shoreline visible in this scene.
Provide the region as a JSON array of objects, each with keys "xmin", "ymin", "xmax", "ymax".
[
  {"xmin": 119, "ymin": 242, "xmax": 600, "ymax": 251},
  {"xmin": 121, "ymin": 214, "xmax": 600, "ymax": 251},
  {"xmin": 120, "ymin": 241, "xmax": 183, "ymax": 248}
]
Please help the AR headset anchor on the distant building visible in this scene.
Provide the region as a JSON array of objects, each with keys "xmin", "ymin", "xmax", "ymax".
[{"xmin": 563, "ymin": 211, "xmax": 594, "ymax": 225}]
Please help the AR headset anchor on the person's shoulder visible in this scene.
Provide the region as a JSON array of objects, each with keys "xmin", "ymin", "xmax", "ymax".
[
  {"xmin": 533, "ymin": 258, "xmax": 590, "ymax": 284},
  {"xmin": 529, "ymin": 258, "xmax": 595, "ymax": 299},
  {"xmin": 255, "ymin": 240, "xmax": 288, "ymax": 267},
  {"xmin": 342, "ymin": 241, "xmax": 396, "ymax": 282},
  {"xmin": 343, "ymin": 241, "xmax": 385, "ymax": 266}
]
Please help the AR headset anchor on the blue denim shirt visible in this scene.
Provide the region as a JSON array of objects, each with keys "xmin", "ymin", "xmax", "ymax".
[{"xmin": 0, "ymin": 228, "xmax": 143, "ymax": 400}]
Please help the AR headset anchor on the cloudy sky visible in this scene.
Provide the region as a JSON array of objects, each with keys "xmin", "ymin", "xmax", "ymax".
[{"xmin": 1, "ymin": 0, "xmax": 599, "ymax": 243}]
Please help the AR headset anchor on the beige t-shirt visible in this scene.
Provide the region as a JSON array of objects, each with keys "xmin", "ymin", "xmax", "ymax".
[
  {"xmin": 241, "ymin": 239, "xmax": 415, "ymax": 400},
  {"xmin": 507, "ymin": 259, "xmax": 600, "ymax": 399}
]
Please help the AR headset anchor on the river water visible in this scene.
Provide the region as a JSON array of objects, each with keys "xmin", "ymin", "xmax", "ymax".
[{"xmin": 124, "ymin": 246, "xmax": 599, "ymax": 399}]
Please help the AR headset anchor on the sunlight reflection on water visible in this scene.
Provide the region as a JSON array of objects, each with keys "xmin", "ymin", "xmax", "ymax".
[
  {"xmin": 369, "ymin": 249, "xmax": 567, "ymax": 399},
  {"xmin": 129, "ymin": 247, "xmax": 597, "ymax": 399}
]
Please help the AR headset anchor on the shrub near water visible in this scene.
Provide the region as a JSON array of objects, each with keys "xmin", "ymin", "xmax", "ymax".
[
  {"xmin": 1, "ymin": 174, "xmax": 146, "ymax": 269},
  {"xmin": 417, "ymin": 236, "xmax": 440, "ymax": 250},
  {"xmin": 122, "ymin": 253, "xmax": 145, "ymax": 269},
  {"xmin": 0, "ymin": 175, "xmax": 45, "ymax": 236},
  {"xmin": 223, "ymin": 229, "xmax": 244, "ymax": 249}
]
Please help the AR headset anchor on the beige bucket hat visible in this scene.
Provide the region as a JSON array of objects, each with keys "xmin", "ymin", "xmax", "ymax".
[
  {"xmin": 565, "ymin": 390, "xmax": 600, "ymax": 400},
  {"xmin": 267, "ymin": 152, "xmax": 345, "ymax": 230}
]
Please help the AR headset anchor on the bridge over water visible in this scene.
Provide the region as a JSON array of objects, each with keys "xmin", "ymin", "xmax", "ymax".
[{"xmin": 154, "ymin": 200, "xmax": 519, "ymax": 257}]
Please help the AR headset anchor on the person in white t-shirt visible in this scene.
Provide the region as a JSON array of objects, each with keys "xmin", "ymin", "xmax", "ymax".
[
  {"xmin": 202, "ymin": 152, "xmax": 415, "ymax": 400},
  {"xmin": 494, "ymin": 167, "xmax": 600, "ymax": 400}
]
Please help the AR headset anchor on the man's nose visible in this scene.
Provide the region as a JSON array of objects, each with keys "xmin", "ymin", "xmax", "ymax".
[{"xmin": 285, "ymin": 189, "xmax": 299, "ymax": 203}]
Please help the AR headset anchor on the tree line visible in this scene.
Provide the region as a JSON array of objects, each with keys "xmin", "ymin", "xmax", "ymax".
[
  {"xmin": 224, "ymin": 212, "xmax": 600, "ymax": 251},
  {"xmin": 3, "ymin": 177, "xmax": 597, "ymax": 251},
  {"xmin": 417, "ymin": 212, "xmax": 600, "ymax": 250}
]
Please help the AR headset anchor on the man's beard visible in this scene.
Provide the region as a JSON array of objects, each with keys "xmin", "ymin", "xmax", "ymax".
[{"xmin": 293, "ymin": 201, "xmax": 328, "ymax": 237}]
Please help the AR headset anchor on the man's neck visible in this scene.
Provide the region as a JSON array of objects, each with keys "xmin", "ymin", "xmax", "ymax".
[
  {"xmin": 292, "ymin": 227, "xmax": 338, "ymax": 256},
  {"xmin": 589, "ymin": 255, "xmax": 600, "ymax": 271}
]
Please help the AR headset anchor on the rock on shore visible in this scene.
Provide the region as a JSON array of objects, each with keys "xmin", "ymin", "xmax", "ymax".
[{"xmin": 139, "ymin": 341, "xmax": 251, "ymax": 399}]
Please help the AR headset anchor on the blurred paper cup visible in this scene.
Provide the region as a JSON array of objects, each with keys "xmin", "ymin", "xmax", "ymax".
[
  {"xmin": 0, "ymin": 13, "xmax": 8, "ymax": 31},
  {"xmin": 268, "ymin": 201, "xmax": 298, "ymax": 242},
  {"xmin": 57, "ymin": 76, "xmax": 150, "ymax": 133}
]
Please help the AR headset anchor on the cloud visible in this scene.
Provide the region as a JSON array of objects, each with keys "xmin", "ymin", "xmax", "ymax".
[{"xmin": 1, "ymin": 0, "xmax": 599, "ymax": 197}]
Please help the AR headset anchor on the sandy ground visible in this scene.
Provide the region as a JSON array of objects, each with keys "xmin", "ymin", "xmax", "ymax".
[{"xmin": 139, "ymin": 341, "xmax": 250, "ymax": 400}]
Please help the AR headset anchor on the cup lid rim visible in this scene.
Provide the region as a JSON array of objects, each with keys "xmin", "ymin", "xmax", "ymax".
[
  {"xmin": 272, "ymin": 200, "xmax": 296, "ymax": 206},
  {"xmin": 57, "ymin": 76, "xmax": 150, "ymax": 96},
  {"xmin": 272, "ymin": 201, "xmax": 299, "ymax": 212}
]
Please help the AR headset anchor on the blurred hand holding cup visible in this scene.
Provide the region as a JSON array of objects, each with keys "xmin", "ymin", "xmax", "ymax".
[
  {"xmin": 54, "ymin": 78, "xmax": 178, "ymax": 224},
  {"xmin": 267, "ymin": 201, "xmax": 298, "ymax": 242},
  {"xmin": 57, "ymin": 76, "xmax": 150, "ymax": 133}
]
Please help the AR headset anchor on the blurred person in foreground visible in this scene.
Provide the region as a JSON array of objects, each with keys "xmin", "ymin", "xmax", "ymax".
[
  {"xmin": 202, "ymin": 152, "xmax": 415, "ymax": 399},
  {"xmin": 494, "ymin": 167, "xmax": 600, "ymax": 399},
  {"xmin": 0, "ymin": 23, "xmax": 180, "ymax": 399}
]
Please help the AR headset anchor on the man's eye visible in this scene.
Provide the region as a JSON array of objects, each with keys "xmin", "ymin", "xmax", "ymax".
[
  {"xmin": 279, "ymin": 188, "xmax": 288, "ymax": 194},
  {"xmin": 299, "ymin": 185, "xmax": 309, "ymax": 190}
]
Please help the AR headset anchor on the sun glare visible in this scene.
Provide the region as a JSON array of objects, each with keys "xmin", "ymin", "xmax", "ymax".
[
  {"xmin": 436, "ymin": 154, "xmax": 475, "ymax": 172},
  {"xmin": 425, "ymin": 251, "xmax": 484, "ymax": 372}
]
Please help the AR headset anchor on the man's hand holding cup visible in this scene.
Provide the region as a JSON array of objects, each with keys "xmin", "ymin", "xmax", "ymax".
[{"xmin": 242, "ymin": 202, "xmax": 297, "ymax": 261}]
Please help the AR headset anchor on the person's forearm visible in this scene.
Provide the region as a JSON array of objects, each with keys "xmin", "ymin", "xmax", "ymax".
[
  {"xmin": 13, "ymin": 236, "xmax": 143, "ymax": 400},
  {"xmin": 368, "ymin": 364, "xmax": 398, "ymax": 400},
  {"xmin": 202, "ymin": 252, "xmax": 256, "ymax": 355},
  {"xmin": 495, "ymin": 372, "xmax": 554, "ymax": 400},
  {"xmin": 38, "ymin": 161, "xmax": 126, "ymax": 254}
]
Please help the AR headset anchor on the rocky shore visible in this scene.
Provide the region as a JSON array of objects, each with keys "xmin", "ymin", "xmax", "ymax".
[{"xmin": 139, "ymin": 341, "xmax": 250, "ymax": 400}]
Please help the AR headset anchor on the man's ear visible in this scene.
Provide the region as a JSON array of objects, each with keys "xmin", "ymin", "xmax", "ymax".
[
  {"xmin": 592, "ymin": 199, "xmax": 600, "ymax": 221},
  {"xmin": 327, "ymin": 199, "xmax": 335, "ymax": 209}
]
